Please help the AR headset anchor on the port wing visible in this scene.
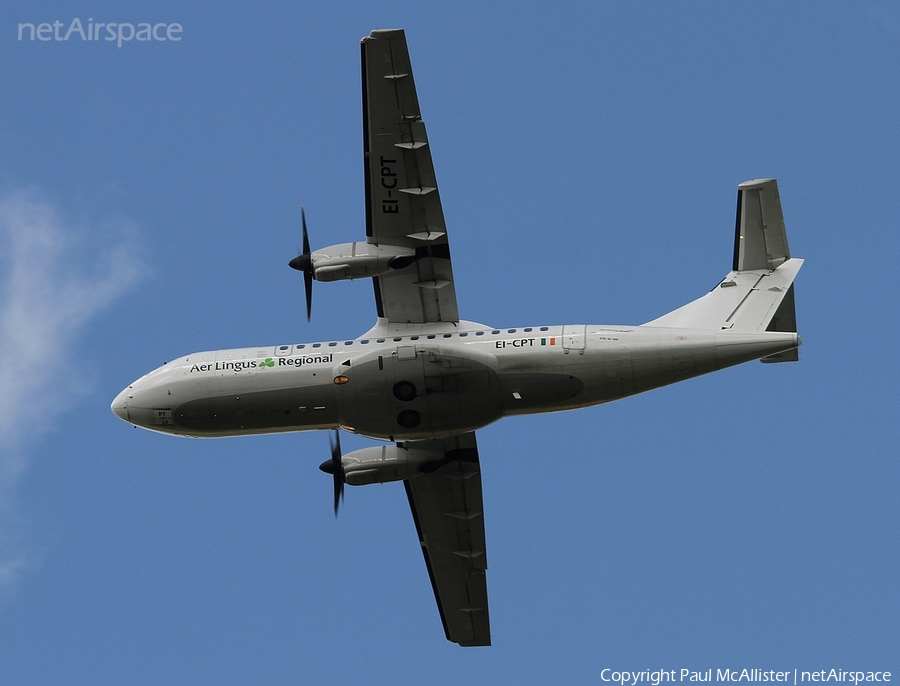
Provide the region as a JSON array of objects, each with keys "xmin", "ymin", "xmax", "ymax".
[{"xmin": 361, "ymin": 29, "xmax": 459, "ymax": 324}]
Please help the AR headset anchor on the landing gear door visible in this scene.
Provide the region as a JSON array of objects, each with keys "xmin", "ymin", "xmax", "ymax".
[{"xmin": 562, "ymin": 325, "xmax": 586, "ymax": 354}]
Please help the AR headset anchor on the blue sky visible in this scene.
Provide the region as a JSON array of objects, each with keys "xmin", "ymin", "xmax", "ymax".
[{"xmin": 1, "ymin": 2, "xmax": 898, "ymax": 684}]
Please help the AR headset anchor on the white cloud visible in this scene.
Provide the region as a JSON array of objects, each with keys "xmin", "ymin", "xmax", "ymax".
[{"xmin": 0, "ymin": 187, "xmax": 145, "ymax": 596}]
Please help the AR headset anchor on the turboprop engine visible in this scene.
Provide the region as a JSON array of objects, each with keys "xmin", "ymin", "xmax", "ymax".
[
  {"xmin": 291, "ymin": 241, "xmax": 416, "ymax": 282},
  {"xmin": 287, "ymin": 208, "xmax": 424, "ymax": 321},
  {"xmin": 320, "ymin": 444, "xmax": 439, "ymax": 486}
]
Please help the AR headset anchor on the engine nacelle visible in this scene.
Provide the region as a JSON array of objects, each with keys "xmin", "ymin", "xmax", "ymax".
[
  {"xmin": 311, "ymin": 242, "xmax": 416, "ymax": 282},
  {"xmin": 341, "ymin": 445, "xmax": 438, "ymax": 486}
]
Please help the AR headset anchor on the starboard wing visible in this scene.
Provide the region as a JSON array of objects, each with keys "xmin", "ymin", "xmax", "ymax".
[{"xmin": 403, "ymin": 432, "xmax": 490, "ymax": 647}]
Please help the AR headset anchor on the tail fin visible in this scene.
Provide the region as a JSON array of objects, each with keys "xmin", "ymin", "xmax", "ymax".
[
  {"xmin": 644, "ymin": 179, "xmax": 802, "ymax": 359},
  {"xmin": 733, "ymin": 178, "xmax": 791, "ymax": 271}
]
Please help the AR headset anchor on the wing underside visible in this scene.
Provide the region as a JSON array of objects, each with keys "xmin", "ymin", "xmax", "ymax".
[
  {"xmin": 361, "ymin": 29, "xmax": 459, "ymax": 324},
  {"xmin": 403, "ymin": 432, "xmax": 490, "ymax": 647}
]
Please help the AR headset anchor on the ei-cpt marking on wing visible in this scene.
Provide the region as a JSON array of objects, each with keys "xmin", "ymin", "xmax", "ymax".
[{"xmin": 112, "ymin": 29, "xmax": 804, "ymax": 648}]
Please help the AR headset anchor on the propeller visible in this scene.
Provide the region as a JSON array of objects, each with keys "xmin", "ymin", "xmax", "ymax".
[
  {"xmin": 288, "ymin": 206, "xmax": 313, "ymax": 321},
  {"xmin": 318, "ymin": 429, "xmax": 345, "ymax": 516}
]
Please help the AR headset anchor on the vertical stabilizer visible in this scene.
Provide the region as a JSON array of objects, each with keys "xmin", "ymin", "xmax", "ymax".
[
  {"xmin": 734, "ymin": 178, "xmax": 790, "ymax": 271},
  {"xmin": 645, "ymin": 178, "xmax": 802, "ymax": 357}
]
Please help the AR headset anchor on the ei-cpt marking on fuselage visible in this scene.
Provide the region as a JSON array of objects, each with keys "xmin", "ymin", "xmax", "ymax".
[
  {"xmin": 496, "ymin": 337, "xmax": 558, "ymax": 348},
  {"xmin": 497, "ymin": 338, "xmax": 537, "ymax": 348}
]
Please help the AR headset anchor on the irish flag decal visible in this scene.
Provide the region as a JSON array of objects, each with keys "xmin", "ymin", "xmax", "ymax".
[{"xmin": 540, "ymin": 338, "xmax": 557, "ymax": 346}]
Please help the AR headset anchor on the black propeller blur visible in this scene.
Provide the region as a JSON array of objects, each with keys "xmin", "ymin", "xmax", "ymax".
[
  {"xmin": 288, "ymin": 206, "xmax": 313, "ymax": 321},
  {"xmin": 318, "ymin": 429, "xmax": 345, "ymax": 516}
]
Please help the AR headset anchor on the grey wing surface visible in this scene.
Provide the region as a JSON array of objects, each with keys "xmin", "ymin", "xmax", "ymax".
[
  {"xmin": 361, "ymin": 29, "xmax": 459, "ymax": 324},
  {"xmin": 403, "ymin": 432, "xmax": 490, "ymax": 646}
]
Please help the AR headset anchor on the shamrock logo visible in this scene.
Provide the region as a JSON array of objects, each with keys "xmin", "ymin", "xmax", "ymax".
[{"xmin": 260, "ymin": 358, "xmax": 275, "ymax": 368}]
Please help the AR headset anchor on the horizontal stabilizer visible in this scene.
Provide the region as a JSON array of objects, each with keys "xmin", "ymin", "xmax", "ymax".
[{"xmin": 761, "ymin": 284, "xmax": 798, "ymax": 362}]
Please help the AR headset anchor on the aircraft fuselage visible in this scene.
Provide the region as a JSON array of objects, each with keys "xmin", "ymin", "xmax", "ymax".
[{"xmin": 112, "ymin": 321, "xmax": 799, "ymax": 441}]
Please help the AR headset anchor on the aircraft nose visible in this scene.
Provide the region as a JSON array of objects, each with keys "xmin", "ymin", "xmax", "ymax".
[{"xmin": 111, "ymin": 388, "xmax": 130, "ymax": 423}]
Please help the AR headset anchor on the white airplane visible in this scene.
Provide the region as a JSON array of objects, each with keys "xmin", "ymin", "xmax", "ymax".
[{"xmin": 112, "ymin": 29, "xmax": 803, "ymax": 647}]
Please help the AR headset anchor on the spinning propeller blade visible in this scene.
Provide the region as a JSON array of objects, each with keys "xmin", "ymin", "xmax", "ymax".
[
  {"xmin": 288, "ymin": 206, "xmax": 313, "ymax": 321},
  {"xmin": 330, "ymin": 429, "xmax": 344, "ymax": 516},
  {"xmin": 318, "ymin": 429, "xmax": 345, "ymax": 517}
]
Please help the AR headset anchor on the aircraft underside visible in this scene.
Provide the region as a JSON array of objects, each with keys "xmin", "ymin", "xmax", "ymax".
[{"xmin": 112, "ymin": 29, "xmax": 803, "ymax": 648}]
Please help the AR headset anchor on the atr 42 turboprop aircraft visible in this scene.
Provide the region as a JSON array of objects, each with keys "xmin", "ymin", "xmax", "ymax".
[{"xmin": 112, "ymin": 29, "xmax": 803, "ymax": 647}]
